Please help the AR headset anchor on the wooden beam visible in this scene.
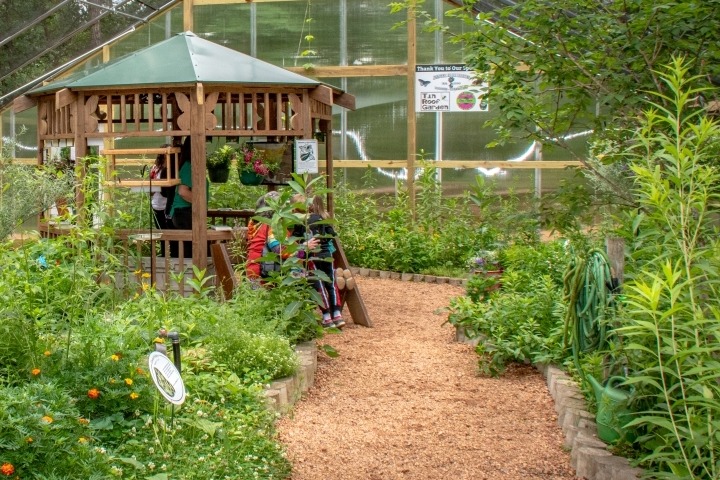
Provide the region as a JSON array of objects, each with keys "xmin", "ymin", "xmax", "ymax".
[
  {"xmin": 55, "ymin": 88, "xmax": 77, "ymax": 109},
  {"xmin": 195, "ymin": 0, "xmax": 297, "ymax": 4},
  {"xmin": 13, "ymin": 95, "xmax": 37, "ymax": 113},
  {"xmin": 183, "ymin": 0, "xmax": 194, "ymax": 31},
  {"xmin": 190, "ymin": 83, "xmax": 208, "ymax": 269},
  {"xmin": 334, "ymin": 240, "xmax": 372, "ymax": 327},
  {"xmin": 406, "ymin": 3, "xmax": 417, "ymax": 214},
  {"xmin": 324, "ymin": 160, "xmax": 583, "ymax": 169},
  {"xmin": 285, "ymin": 65, "xmax": 408, "ymax": 78},
  {"xmin": 333, "ymin": 92, "xmax": 355, "ymax": 111},
  {"xmin": 309, "ymin": 85, "xmax": 333, "ymax": 106}
]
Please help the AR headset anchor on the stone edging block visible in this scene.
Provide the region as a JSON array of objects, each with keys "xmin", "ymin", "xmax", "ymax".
[
  {"xmin": 452, "ymin": 328, "xmax": 643, "ymax": 479},
  {"xmin": 264, "ymin": 341, "xmax": 317, "ymax": 414},
  {"xmin": 353, "ymin": 268, "xmax": 468, "ymax": 286}
]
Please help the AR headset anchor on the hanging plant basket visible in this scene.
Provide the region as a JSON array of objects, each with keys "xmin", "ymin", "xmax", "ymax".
[
  {"xmin": 208, "ymin": 167, "xmax": 230, "ymax": 183},
  {"xmin": 240, "ymin": 170, "xmax": 264, "ymax": 186}
]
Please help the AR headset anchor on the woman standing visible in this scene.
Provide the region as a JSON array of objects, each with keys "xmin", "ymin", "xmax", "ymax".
[{"xmin": 149, "ymin": 146, "xmax": 174, "ymax": 257}]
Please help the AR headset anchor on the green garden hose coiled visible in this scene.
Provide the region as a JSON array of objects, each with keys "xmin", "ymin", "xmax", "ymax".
[{"xmin": 563, "ymin": 248, "xmax": 615, "ymax": 370}]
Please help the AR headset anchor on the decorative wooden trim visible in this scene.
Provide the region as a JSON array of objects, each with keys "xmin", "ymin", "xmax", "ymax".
[
  {"xmin": 55, "ymin": 88, "xmax": 77, "ymax": 109},
  {"xmin": 333, "ymin": 92, "xmax": 355, "ymax": 111},
  {"xmin": 309, "ymin": 85, "xmax": 333, "ymax": 106},
  {"xmin": 13, "ymin": 95, "xmax": 37, "ymax": 113}
]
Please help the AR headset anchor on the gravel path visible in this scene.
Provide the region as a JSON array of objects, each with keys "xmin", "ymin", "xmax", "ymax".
[{"xmin": 277, "ymin": 276, "xmax": 576, "ymax": 480}]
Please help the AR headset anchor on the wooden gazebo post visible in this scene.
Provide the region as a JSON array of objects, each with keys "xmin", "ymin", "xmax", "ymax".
[{"xmin": 190, "ymin": 83, "xmax": 208, "ymax": 269}]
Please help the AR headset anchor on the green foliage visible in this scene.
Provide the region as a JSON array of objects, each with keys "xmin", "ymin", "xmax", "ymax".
[
  {"xmin": 0, "ymin": 382, "xmax": 114, "ymax": 479},
  {"xmin": 207, "ymin": 330, "xmax": 298, "ymax": 383},
  {"xmin": 0, "ymin": 140, "xmax": 74, "ymax": 238},
  {"xmin": 0, "ymin": 166, "xmax": 311, "ymax": 478},
  {"xmin": 613, "ymin": 58, "xmax": 720, "ymax": 478},
  {"xmin": 335, "ymin": 165, "xmax": 540, "ymax": 276},
  {"xmin": 206, "ymin": 145, "xmax": 234, "ymax": 169},
  {"xmin": 447, "ymin": 240, "xmax": 571, "ymax": 376}
]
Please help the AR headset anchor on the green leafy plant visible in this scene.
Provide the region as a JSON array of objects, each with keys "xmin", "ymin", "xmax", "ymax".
[
  {"xmin": 614, "ymin": 58, "xmax": 720, "ymax": 479},
  {"xmin": 206, "ymin": 145, "xmax": 234, "ymax": 170}
]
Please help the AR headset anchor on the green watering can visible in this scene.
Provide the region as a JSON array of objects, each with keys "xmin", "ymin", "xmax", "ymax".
[{"xmin": 586, "ymin": 374, "xmax": 635, "ymax": 444}]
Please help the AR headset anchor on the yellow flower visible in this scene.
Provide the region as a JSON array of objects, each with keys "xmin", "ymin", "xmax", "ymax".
[
  {"xmin": 130, "ymin": 392, "xmax": 140, "ymax": 400},
  {"xmin": 124, "ymin": 378, "xmax": 133, "ymax": 386},
  {"xmin": 111, "ymin": 354, "xmax": 120, "ymax": 362},
  {"xmin": 41, "ymin": 415, "xmax": 53, "ymax": 423},
  {"xmin": 26, "ymin": 436, "xmax": 33, "ymax": 443},
  {"xmin": 141, "ymin": 272, "xmax": 151, "ymax": 279},
  {"xmin": 44, "ymin": 350, "xmax": 51, "ymax": 356},
  {"xmin": 78, "ymin": 436, "xmax": 89, "ymax": 444},
  {"xmin": 142, "ymin": 282, "xmax": 150, "ymax": 291},
  {"xmin": 78, "ymin": 417, "xmax": 90, "ymax": 425},
  {"xmin": 133, "ymin": 269, "xmax": 142, "ymax": 275},
  {"xmin": 31, "ymin": 368, "xmax": 41, "ymax": 376},
  {"xmin": 153, "ymin": 337, "xmax": 165, "ymax": 344}
]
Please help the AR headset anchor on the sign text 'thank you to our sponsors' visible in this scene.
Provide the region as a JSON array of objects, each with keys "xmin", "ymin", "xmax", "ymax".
[{"xmin": 415, "ymin": 64, "xmax": 489, "ymax": 113}]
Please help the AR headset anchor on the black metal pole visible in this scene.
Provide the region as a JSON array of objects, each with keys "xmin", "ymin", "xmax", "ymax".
[{"xmin": 167, "ymin": 331, "xmax": 181, "ymax": 374}]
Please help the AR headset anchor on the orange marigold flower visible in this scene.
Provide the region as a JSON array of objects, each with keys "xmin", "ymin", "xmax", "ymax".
[
  {"xmin": 26, "ymin": 437, "xmax": 33, "ymax": 443},
  {"xmin": 129, "ymin": 392, "xmax": 140, "ymax": 400},
  {"xmin": 31, "ymin": 368, "xmax": 41, "ymax": 376},
  {"xmin": 41, "ymin": 415, "xmax": 53, "ymax": 423},
  {"xmin": 78, "ymin": 418, "xmax": 90, "ymax": 425},
  {"xmin": 135, "ymin": 367, "xmax": 145, "ymax": 375},
  {"xmin": 124, "ymin": 378, "xmax": 133, "ymax": 386},
  {"xmin": 0, "ymin": 463, "xmax": 14, "ymax": 476},
  {"xmin": 43, "ymin": 350, "xmax": 51, "ymax": 356},
  {"xmin": 87, "ymin": 388, "xmax": 101, "ymax": 400}
]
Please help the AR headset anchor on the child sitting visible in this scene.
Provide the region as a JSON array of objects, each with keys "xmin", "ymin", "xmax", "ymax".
[{"xmin": 292, "ymin": 194, "xmax": 344, "ymax": 328}]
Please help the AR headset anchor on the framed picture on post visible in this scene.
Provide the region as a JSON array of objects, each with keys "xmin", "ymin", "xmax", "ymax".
[{"xmin": 294, "ymin": 139, "xmax": 318, "ymax": 174}]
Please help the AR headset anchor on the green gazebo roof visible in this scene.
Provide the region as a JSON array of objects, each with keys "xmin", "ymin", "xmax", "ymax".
[{"xmin": 30, "ymin": 31, "xmax": 320, "ymax": 94}]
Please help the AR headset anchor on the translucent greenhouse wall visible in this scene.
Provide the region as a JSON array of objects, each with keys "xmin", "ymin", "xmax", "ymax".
[{"xmin": 1, "ymin": 0, "xmax": 586, "ymax": 195}]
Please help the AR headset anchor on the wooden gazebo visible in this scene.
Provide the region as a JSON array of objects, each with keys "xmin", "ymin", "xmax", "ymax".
[{"xmin": 16, "ymin": 32, "xmax": 369, "ymax": 325}]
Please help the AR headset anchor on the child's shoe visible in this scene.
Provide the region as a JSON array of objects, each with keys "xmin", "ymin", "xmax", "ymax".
[
  {"xmin": 321, "ymin": 313, "xmax": 335, "ymax": 329},
  {"xmin": 332, "ymin": 310, "xmax": 345, "ymax": 328}
]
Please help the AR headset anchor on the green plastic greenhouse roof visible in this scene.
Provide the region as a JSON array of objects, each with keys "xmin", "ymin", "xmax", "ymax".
[{"xmin": 30, "ymin": 32, "xmax": 320, "ymax": 95}]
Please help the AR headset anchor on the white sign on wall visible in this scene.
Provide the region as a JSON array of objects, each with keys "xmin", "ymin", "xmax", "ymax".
[
  {"xmin": 415, "ymin": 64, "xmax": 489, "ymax": 113},
  {"xmin": 294, "ymin": 139, "xmax": 318, "ymax": 174}
]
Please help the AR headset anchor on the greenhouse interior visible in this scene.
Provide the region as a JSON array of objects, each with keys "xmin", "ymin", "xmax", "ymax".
[{"xmin": 1, "ymin": 1, "xmax": 719, "ymax": 479}]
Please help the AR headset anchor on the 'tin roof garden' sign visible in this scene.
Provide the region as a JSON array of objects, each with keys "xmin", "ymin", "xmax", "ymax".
[{"xmin": 415, "ymin": 64, "xmax": 488, "ymax": 113}]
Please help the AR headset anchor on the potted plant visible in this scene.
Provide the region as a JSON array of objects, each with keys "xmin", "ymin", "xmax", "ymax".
[
  {"xmin": 237, "ymin": 144, "xmax": 281, "ymax": 185},
  {"xmin": 207, "ymin": 145, "xmax": 234, "ymax": 183}
]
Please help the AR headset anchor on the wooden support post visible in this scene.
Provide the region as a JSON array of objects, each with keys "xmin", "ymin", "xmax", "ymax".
[
  {"xmin": 211, "ymin": 243, "xmax": 236, "ymax": 300},
  {"xmin": 606, "ymin": 237, "xmax": 625, "ymax": 285},
  {"xmin": 333, "ymin": 239, "xmax": 372, "ymax": 327},
  {"xmin": 190, "ymin": 84, "xmax": 208, "ymax": 269},
  {"xmin": 406, "ymin": 2, "xmax": 417, "ymax": 218}
]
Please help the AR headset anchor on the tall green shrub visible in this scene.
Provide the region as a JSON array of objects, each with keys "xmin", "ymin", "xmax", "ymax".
[{"xmin": 617, "ymin": 58, "xmax": 720, "ymax": 479}]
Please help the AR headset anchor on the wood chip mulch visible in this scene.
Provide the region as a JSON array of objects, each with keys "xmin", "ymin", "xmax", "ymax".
[{"xmin": 276, "ymin": 276, "xmax": 576, "ymax": 480}]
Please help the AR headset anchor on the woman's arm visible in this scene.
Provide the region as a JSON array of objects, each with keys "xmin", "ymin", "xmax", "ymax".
[{"xmin": 178, "ymin": 184, "xmax": 192, "ymax": 203}]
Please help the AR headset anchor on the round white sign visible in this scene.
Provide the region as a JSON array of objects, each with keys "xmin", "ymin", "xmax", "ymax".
[{"xmin": 148, "ymin": 351, "xmax": 186, "ymax": 405}]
